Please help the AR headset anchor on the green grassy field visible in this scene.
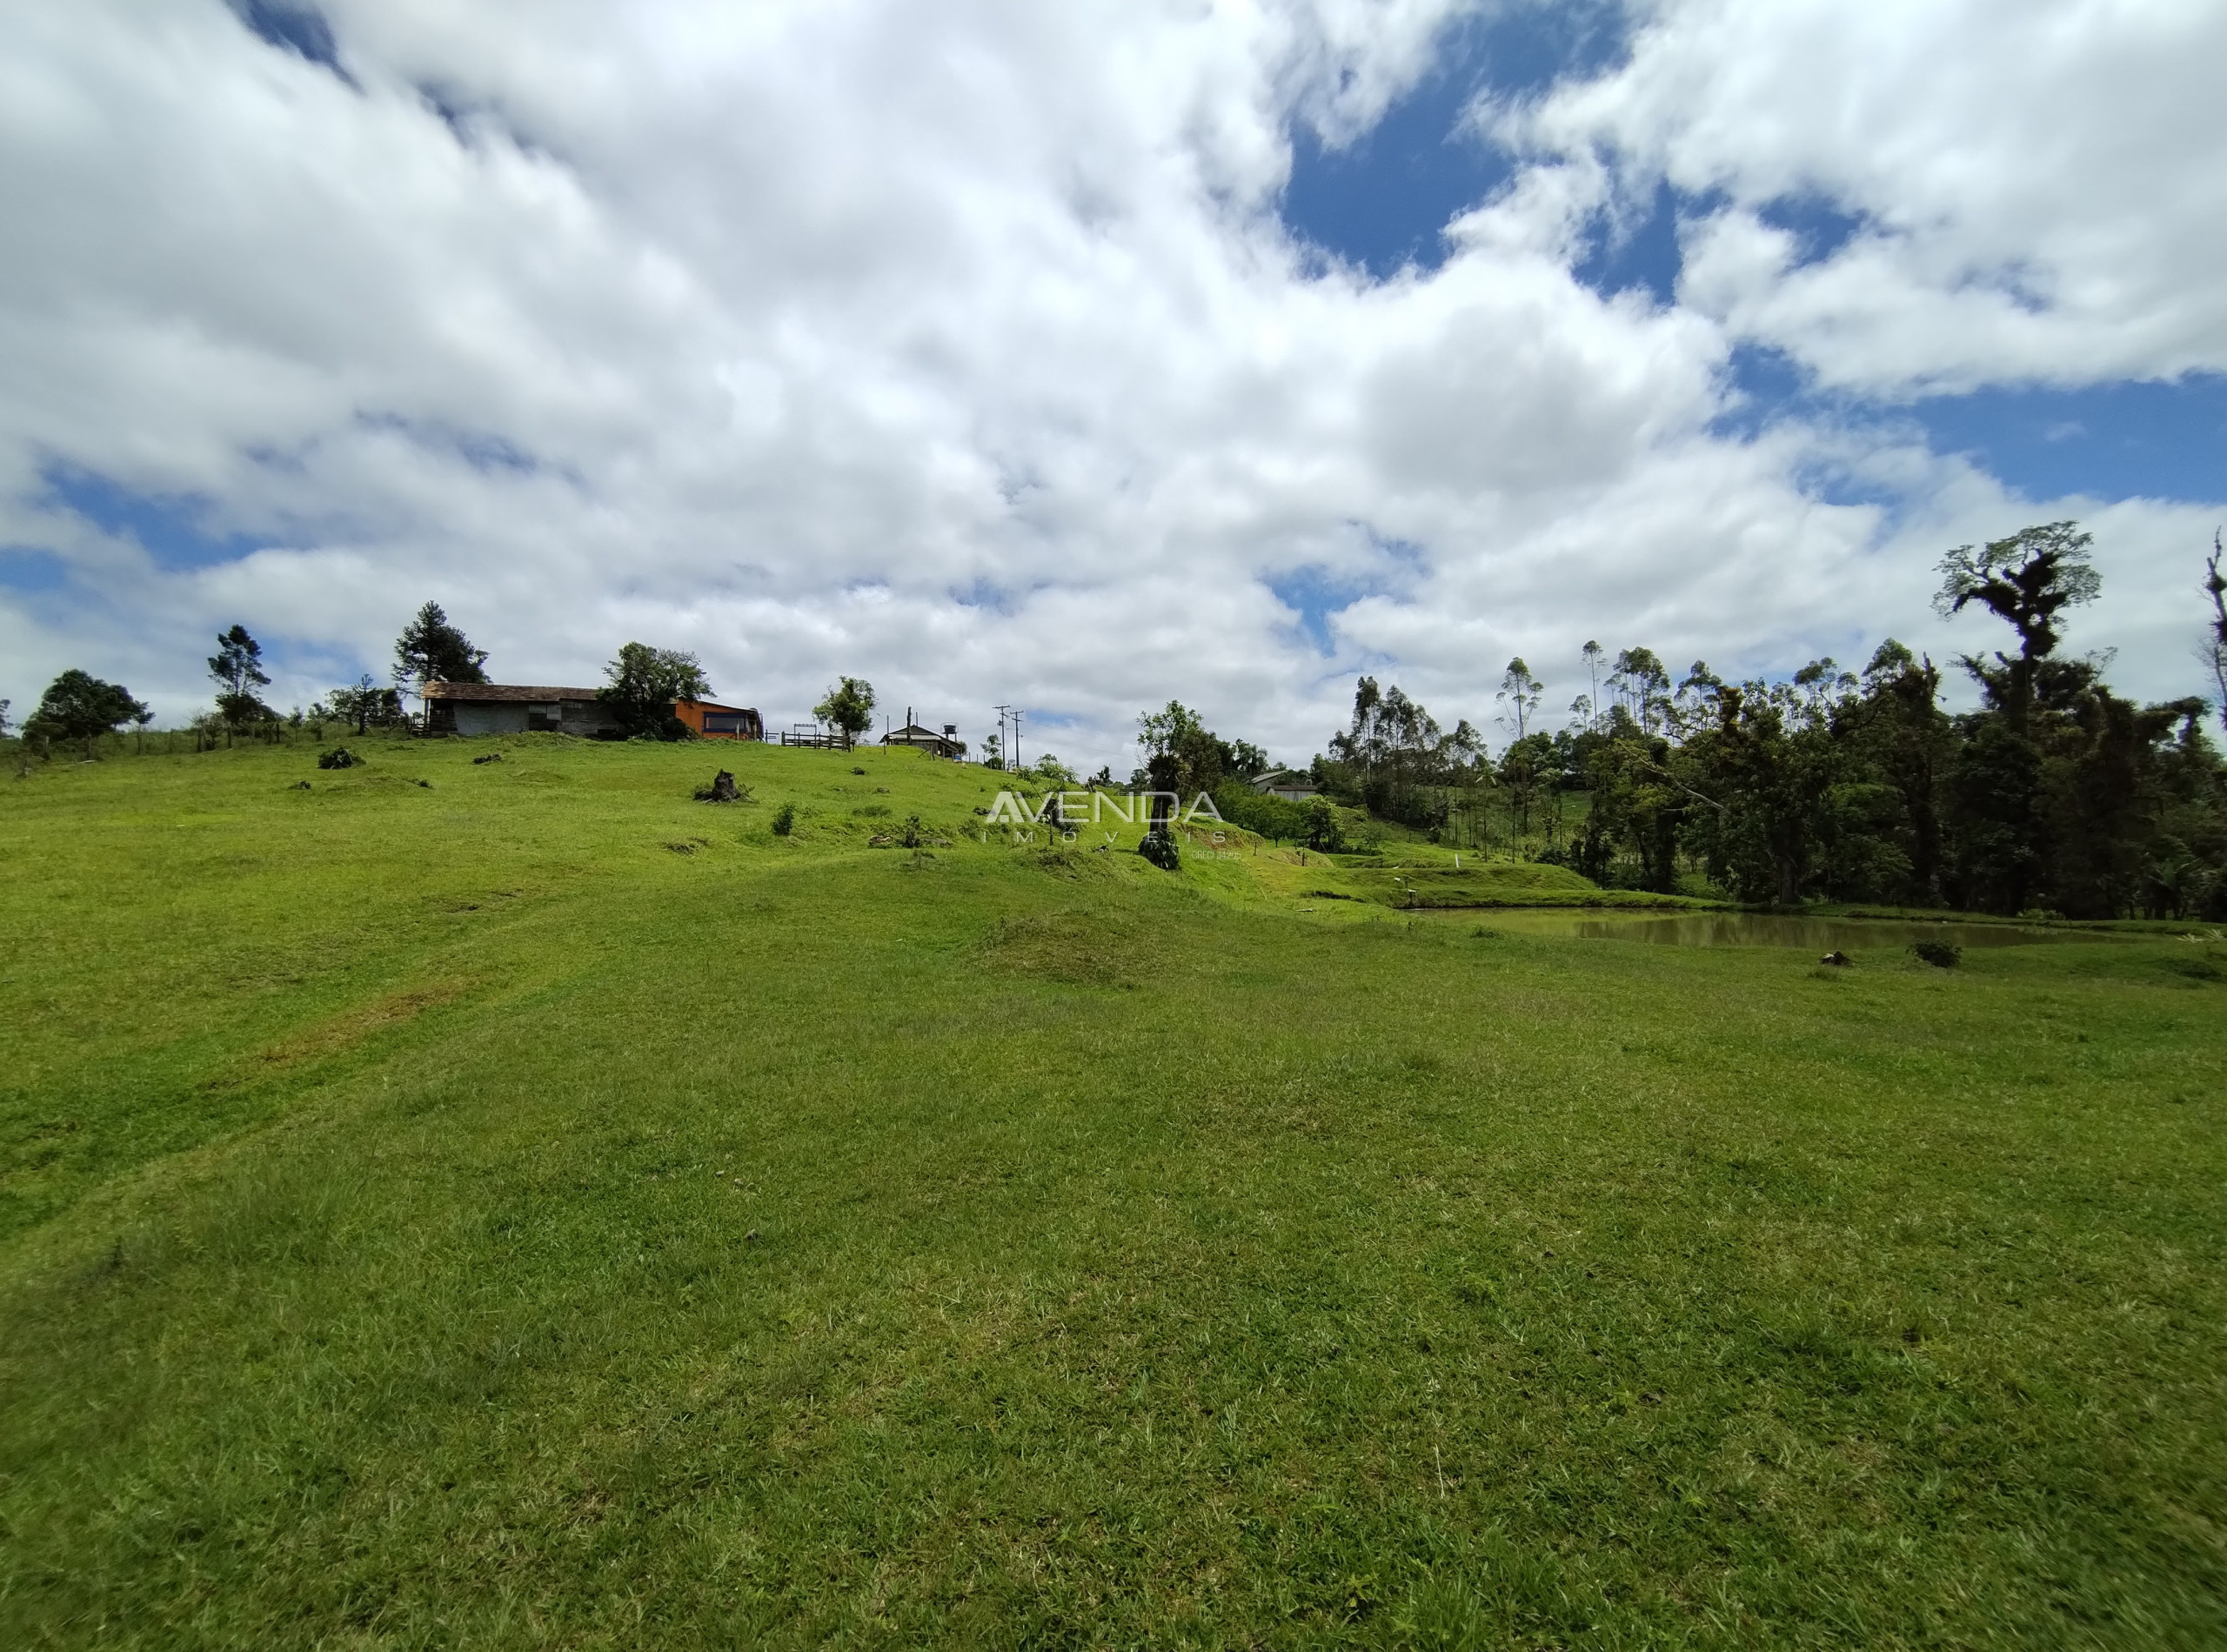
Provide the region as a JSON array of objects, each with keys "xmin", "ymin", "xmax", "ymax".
[{"xmin": 3, "ymin": 735, "xmax": 2224, "ymax": 1648}]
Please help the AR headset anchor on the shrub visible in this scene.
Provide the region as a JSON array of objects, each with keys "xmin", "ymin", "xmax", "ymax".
[
  {"xmin": 1912, "ymin": 938, "xmax": 1961, "ymax": 968},
  {"xmin": 772, "ymin": 802, "xmax": 795, "ymax": 836},
  {"xmin": 318, "ymin": 748, "xmax": 361, "ymax": 771},
  {"xmin": 1139, "ymin": 828, "xmax": 1180, "ymax": 871}
]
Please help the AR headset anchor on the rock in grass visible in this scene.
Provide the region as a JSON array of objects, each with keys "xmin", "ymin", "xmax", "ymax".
[
  {"xmin": 472, "ymin": 752, "xmax": 503, "ymax": 766},
  {"xmin": 1820, "ymin": 950, "xmax": 1851, "ymax": 966},
  {"xmin": 695, "ymin": 769, "xmax": 745, "ymax": 803}
]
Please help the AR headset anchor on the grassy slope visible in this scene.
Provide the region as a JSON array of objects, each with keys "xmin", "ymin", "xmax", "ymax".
[{"xmin": 3, "ymin": 737, "xmax": 2224, "ymax": 1648}]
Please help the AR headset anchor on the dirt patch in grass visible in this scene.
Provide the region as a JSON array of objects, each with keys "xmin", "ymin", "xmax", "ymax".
[{"xmin": 251, "ymin": 980, "xmax": 473, "ymax": 1073}]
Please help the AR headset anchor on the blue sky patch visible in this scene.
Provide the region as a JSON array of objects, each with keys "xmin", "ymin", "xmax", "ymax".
[
  {"xmin": 1281, "ymin": 3, "xmax": 1629, "ymax": 278},
  {"xmin": 1715, "ymin": 352, "xmax": 2227, "ymax": 506},
  {"xmin": 0, "ymin": 548, "xmax": 71, "ymax": 595},
  {"xmin": 1266, "ymin": 564, "xmax": 1396, "ymax": 656},
  {"xmin": 44, "ymin": 469, "xmax": 263, "ymax": 572},
  {"xmin": 228, "ymin": 1, "xmax": 355, "ymax": 87},
  {"xmin": 1571, "ymin": 179, "xmax": 1689, "ymax": 308},
  {"xmin": 1907, "ymin": 377, "xmax": 2227, "ymax": 505}
]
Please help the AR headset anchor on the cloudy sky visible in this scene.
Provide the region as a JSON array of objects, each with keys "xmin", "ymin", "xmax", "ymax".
[{"xmin": 3, "ymin": 0, "xmax": 2223, "ymax": 769}]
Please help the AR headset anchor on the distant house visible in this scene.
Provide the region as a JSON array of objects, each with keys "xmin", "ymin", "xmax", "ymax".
[
  {"xmin": 880, "ymin": 711, "xmax": 966, "ymax": 759},
  {"xmin": 423, "ymin": 683, "xmax": 761, "ymax": 739},
  {"xmin": 1249, "ymin": 768, "xmax": 1319, "ymax": 802},
  {"xmin": 674, "ymin": 700, "xmax": 764, "ymax": 740}
]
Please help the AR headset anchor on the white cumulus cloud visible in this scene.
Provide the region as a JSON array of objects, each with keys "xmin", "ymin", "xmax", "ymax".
[{"xmin": 0, "ymin": 0, "xmax": 2219, "ymax": 765}]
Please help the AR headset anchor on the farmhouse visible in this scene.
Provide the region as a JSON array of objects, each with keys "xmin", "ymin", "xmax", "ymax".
[
  {"xmin": 422, "ymin": 683, "xmax": 761, "ymax": 739},
  {"xmin": 423, "ymin": 683, "xmax": 619, "ymax": 736},
  {"xmin": 880, "ymin": 711, "xmax": 967, "ymax": 759}
]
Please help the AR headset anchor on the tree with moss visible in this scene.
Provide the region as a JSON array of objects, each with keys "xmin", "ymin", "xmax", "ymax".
[
  {"xmin": 2203, "ymin": 528, "xmax": 2225, "ymax": 739},
  {"xmin": 1935, "ymin": 520, "xmax": 2101, "ymax": 733}
]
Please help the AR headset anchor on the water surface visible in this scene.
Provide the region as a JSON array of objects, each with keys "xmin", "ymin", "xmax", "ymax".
[{"xmin": 1461, "ymin": 912, "xmax": 2126, "ymax": 952}]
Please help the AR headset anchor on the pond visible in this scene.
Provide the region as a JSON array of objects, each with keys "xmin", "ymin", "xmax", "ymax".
[{"xmin": 1456, "ymin": 911, "xmax": 2128, "ymax": 952}]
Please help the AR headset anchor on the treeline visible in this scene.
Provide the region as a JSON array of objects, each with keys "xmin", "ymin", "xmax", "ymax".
[
  {"xmin": 3, "ymin": 602, "xmax": 825, "ymax": 758},
  {"xmin": 4, "ymin": 603, "xmax": 495, "ymax": 758},
  {"xmin": 1149, "ymin": 521, "xmax": 2227, "ymax": 920}
]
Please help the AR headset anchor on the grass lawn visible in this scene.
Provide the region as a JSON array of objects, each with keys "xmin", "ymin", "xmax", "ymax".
[{"xmin": 3, "ymin": 735, "xmax": 2224, "ymax": 1648}]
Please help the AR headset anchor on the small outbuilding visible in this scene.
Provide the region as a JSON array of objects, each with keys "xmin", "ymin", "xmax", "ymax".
[
  {"xmin": 1249, "ymin": 768, "xmax": 1319, "ymax": 802},
  {"xmin": 880, "ymin": 711, "xmax": 966, "ymax": 759}
]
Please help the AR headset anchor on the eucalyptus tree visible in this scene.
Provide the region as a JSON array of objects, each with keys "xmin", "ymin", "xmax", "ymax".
[
  {"xmin": 1495, "ymin": 658, "xmax": 1543, "ymax": 743},
  {"xmin": 1609, "ymin": 647, "xmax": 1671, "ymax": 734}
]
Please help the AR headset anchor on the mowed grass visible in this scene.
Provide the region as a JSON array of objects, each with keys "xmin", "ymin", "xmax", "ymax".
[{"xmin": 2, "ymin": 738, "xmax": 2224, "ymax": 1648}]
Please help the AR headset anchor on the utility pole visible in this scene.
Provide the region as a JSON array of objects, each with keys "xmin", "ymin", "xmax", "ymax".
[
  {"xmin": 1010, "ymin": 709, "xmax": 1022, "ymax": 774},
  {"xmin": 992, "ymin": 703, "xmax": 1010, "ymax": 772}
]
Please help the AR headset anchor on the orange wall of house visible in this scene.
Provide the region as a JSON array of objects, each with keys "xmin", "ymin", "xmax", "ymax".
[{"xmin": 674, "ymin": 700, "xmax": 759, "ymax": 739}]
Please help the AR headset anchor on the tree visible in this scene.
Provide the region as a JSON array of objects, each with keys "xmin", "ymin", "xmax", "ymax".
[
  {"xmin": 603, "ymin": 643, "xmax": 712, "ymax": 739},
  {"xmin": 1303, "ymin": 795, "xmax": 1344, "ymax": 852},
  {"xmin": 1325, "ymin": 678, "xmax": 1455, "ymax": 827},
  {"xmin": 328, "ymin": 675, "xmax": 408, "ymax": 734},
  {"xmin": 27, "ymin": 669, "xmax": 148, "ymax": 759},
  {"xmin": 1223, "ymin": 738, "xmax": 1270, "ymax": 779},
  {"xmin": 1495, "ymin": 658, "xmax": 1543, "ymax": 743},
  {"xmin": 208, "ymin": 624, "xmax": 274, "ymax": 724},
  {"xmin": 1842, "ymin": 640, "xmax": 1952, "ymax": 904},
  {"xmin": 2204, "ymin": 529, "xmax": 2226, "ymax": 739},
  {"xmin": 1935, "ymin": 520, "xmax": 2100, "ymax": 732},
  {"xmin": 813, "ymin": 677, "xmax": 876, "ymax": 748},
  {"xmin": 1581, "ymin": 640, "xmax": 1603, "ymax": 732},
  {"xmin": 1609, "ymin": 647, "xmax": 1670, "ymax": 734},
  {"xmin": 1496, "ymin": 732, "xmax": 1552, "ymax": 838},
  {"xmin": 1137, "ymin": 700, "xmax": 1228, "ymax": 798},
  {"xmin": 392, "ymin": 602, "xmax": 490, "ymax": 710},
  {"xmin": 1681, "ymin": 683, "xmax": 1843, "ymax": 906}
]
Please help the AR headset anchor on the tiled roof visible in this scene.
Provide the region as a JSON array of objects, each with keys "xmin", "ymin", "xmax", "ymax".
[{"xmin": 421, "ymin": 683, "xmax": 603, "ymax": 701}]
